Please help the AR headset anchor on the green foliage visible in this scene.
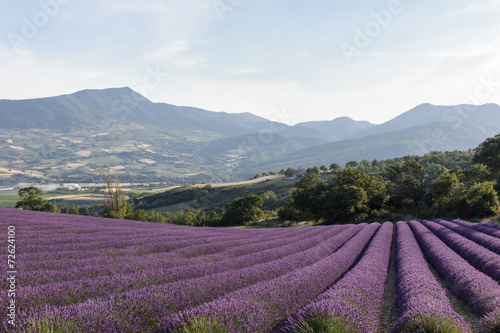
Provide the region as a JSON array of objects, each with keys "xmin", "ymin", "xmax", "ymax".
[
  {"xmin": 221, "ymin": 194, "xmax": 264, "ymax": 225},
  {"xmin": 319, "ymin": 165, "xmax": 329, "ymax": 172},
  {"xmin": 103, "ymin": 173, "xmax": 133, "ymax": 219},
  {"xmin": 129, "ymin": 209, "xmax": 149, "ymax": 222},
  {"xmin": 473, "ymin": 133, "xmax": 500, "ymax": 171},
  {"xmin": 24, "ymin": 317, "xmax": 79, "ymax": 333},
  {"xmin": 325, "ymin": 168, "xmax": 389, "ymax": 224},
  {"xmin": 285, "ymin": 167, "xmax": 296, "ymax": 177},
  {"xmin": 345, "ymin": 160, "xmax": 358, "ymax": 168},
  {"xmin": 431, "ymin": 167, "xmax": 466, "ymax": 217},
  {"xmin": 385, "ymin": 158, "xmax": 428, "ymax": 210},
  {"xmin": 329, "ymin": 163, "xmax": 341, "ymax": 174},
  {"xmin": 307, "ymin": 166, "xmax": 320, "ymax": 175},
  {"xmin": 15, "ymin": 186, "xmax": 60, "ymax": 213},
  {"xmin": 277, "ymin": 201, "xmax": 308, "ymax": 221},
  {"xmin": 148, "ymin": 211, "xmax": 168, "ymax": 223},
  {"xmin": 289, "ymin": 168, "xmax": 389, "ymax": 224},
  {"xmin": 261, "ymin": 190, "xmax": 278, "ymax": 208},
  {"xmin": 168, "ymin": 317, "xmax": 228, "ymax": 333},
  {"xmin": 290, "ymin": 173, "xmax": 325, "ymax": 221},
  {"xmin": 402, "ymin": 314, "xmax": 466, "ymax": 333},
  {"xmin": 481, "ymin": 314, "xmax": 500, "ymax": 333},
  {"xmin": 465, "ymin": 181, "xmax": 499, "ymax": 218},
  {"xmin": 327, "ymin": 184, "xmax": 369, "ymax": 223},
  {"xmin": 290, "ymin": 314, "xmax": 358, "ymax": 333}
]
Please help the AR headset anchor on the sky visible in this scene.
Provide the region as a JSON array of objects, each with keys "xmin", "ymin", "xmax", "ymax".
[{"xmin": 1, "ymin": 0, "xmax": 500, "ymax": 125}]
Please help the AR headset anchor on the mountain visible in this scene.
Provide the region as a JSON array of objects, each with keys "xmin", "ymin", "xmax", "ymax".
[
  {"xmin": 361, "ymin": 103, "xmax": 500, "ymax": 136},
  {"xmin": 251, "ymin": 104, "xmax": 500, "ymax": 173},
  {"xmin": 0, "ymin": 87, "xmax": 335, "ymax": 142},
  {"xmin": 296, "ymin": 117, "xmax": 375, "ymax": 141},
  {"xmin": 0, "ymin": 87, "xmax": 281, "ymax": 137},
  {"xmin": 1, "ymin": 87, "xmax": 499, "ymax": 184}
]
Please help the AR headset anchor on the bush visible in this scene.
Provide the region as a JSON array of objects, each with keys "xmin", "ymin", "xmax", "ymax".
[{"xmin": 465, "ymin": 181, "xmax": 500, "ymax": 218}]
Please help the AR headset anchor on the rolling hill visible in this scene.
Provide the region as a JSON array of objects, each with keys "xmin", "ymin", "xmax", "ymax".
[{"xmin": 1, "ymin": 87, "xmax": 499, "ymax": 184}]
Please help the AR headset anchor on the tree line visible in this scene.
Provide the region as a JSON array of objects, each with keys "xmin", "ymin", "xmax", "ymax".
[{"xmin": 279, "ymin": 134, "xmax": 500, "ymax": 224}]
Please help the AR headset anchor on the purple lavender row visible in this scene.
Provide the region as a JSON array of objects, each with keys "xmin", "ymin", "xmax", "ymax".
[
  {"xmin": 20, "ymin": 226, "xmax": 296, "ymax": 270},
  {"xmin": 20, "ymin": 232, "xmax": 255, "ymax": 264},
  {"xmin": 15, "ymin": 225, "xmax": 365, "ymax": 332},
  {"xmin": 18, "ymin": 231, "xmax": 231, "ymax": 254},
  {"xmin": 160, "ymin": 223, "xmax": 380, "ymax": 333},
  {"xmin": 16, "ymin": 225, "xmax": 351, "ymax": 311},
  {"xmin": 18, "ymin": 228, "xmax": 218, "ymax": 247},
  {"xmin": 434, "ymin": 219, "xmax": 500, "ymax": 255},
  {"xmin": 19, "ymin": 221, "xmax": 278, "ymax": 249},
  {"xmin": 17, "ymin": 226, "xmax": 310, "ymax": 276},
  {"xmin": 18, "ymin": 224, "xmax": 267, "ymax": 255},
  {"xmin": 280, "ymin": 222, "xmax": 393, "ymax": 333},
  {"xmin": 18, "ymin": 226, "xmax": 303, "ymax": 272},
  {"xmin": 0, "ymin": 208, "xmax": 176, "ymax": 229},
  {"xmin": 421, "ymin": 220, "xmax": 500, "ymax": 282},
  {"xmin": 390, "ymin": 222, "xmax": 471, "ymax": 333},
  {"xmin": 19, "ymin": 226, "xmax": 330, "ymax": 286},
  {"xmin": 408, "ymin": 220, "xmax": 500, "ymax": 332},
  {"xmin": 485, "ymin": 223, "xmax": 500, "ymax": 230},
  {"xmin": 450, "ymin": 219, "xmax": 500, "ymax": 238}
]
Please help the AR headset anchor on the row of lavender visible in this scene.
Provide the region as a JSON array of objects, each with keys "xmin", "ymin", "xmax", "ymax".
[{"xmin": 1, "ymin": 208, "xmax": 500, "ymax": 332}]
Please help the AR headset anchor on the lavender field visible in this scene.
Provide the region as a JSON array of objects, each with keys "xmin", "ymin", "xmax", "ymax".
[{"xmin": 1, "ymin": 207, "xmax": 500, "ymax": 332}]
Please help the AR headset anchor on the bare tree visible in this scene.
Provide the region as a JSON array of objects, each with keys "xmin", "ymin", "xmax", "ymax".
[{"xmin": 103, "ymin": 171, "xmax": 132, "ymax": 219}]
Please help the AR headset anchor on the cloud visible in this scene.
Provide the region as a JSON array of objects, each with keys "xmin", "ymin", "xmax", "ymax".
[
  {"xmin": 99, "ymin": 1, "xmax": 215, "ymax": 68},
  {"xmin": 231, "ymin": 68, "xmax": 270, "ymax": 75},
  {"xmin": 143, "ymin": 39, "xmax": 206, "ymax": 68},
  {"xmin": 445, "ymin": 2, "xmax": 500, "ymax": 17}
]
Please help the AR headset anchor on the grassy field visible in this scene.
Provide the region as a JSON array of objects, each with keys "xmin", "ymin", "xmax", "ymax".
[{"xmin": 0, "ymin": 191, "xmax": 20, "ymax": 207}]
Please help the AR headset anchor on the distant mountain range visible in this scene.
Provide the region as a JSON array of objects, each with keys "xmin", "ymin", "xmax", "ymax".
[{"xmin": 1, "ymin": 87, "xmax": 499, "ymax": 182}]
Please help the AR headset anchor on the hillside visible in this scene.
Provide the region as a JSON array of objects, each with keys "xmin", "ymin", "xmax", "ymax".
[
  {"xmin": 1, "ymin": 88, "xmax": 500, "ymax": 185},
  {"xmin": 252, "ymin": 105, "xmax": 500, "ymax": 173},
  {"xmin": 296, "ymin": 116, "xmax": 375, "ymax": 141}
]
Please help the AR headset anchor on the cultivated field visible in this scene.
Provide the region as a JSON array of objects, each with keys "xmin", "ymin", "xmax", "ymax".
[{"xmin": 1, "ymin": 208, "xmax": 499, "ymax": 332}]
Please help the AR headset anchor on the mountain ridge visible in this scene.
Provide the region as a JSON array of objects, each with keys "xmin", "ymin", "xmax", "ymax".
[{"xmin": 1, "ymin": 87, "xmax": 499, "ymax": 181}]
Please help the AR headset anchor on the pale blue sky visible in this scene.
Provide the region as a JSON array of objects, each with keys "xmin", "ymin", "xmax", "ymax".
[{"xmin": 1, "ymin": 0, "xmax": 499, "ymax": 124}]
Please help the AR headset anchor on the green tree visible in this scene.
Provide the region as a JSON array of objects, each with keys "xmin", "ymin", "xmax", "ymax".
[
  {"xmin": 464, "ymin": 163, "xmax": 492, "ymax": 186},
  {"xmin": 385, "ymin": 158, "xmax": 428, "ymax": 209},
  {"xmin": 430, "ymin": 167, "xmax": 466, "ymax": 216},
  {"xmin": 221, "ymin": 194, "xmax": 264, "ymax": 225},
  {"xmin": 359, "ymin": 159, "xmax": 372, "ymax": 169},
  {"xmin": 330, "ymin": 167, "xmax": 388, "ymax": 210},
  {"xmin": 129, "ymin": 209, "xmax": 149, "ymax": 222},
  {"xmin": 203, "ymin": 211, "xmax": 221, "ymax": 226},
  {"xmin": 306, "ymin": 166, "xmax": 320, "ymax": 175},
  {"xmin": 290, "ymin": 173, "xmax": 326, "ymax": 221},
  {"xmin": 325, "ymin": 167, "xmax": 388, "ymax": 223},
  {"xmin": 345, "ymin": 161, "xmax": 358, "ymax": 168},
  {"xmin": 148, "ymin": 211, "xmax": 168, "ymax": 223},
  {"xmin": 319, "ymin": 165, "xmax": 329, "ymax": 173},
  {"xmin": 327, "ymin": 184, "xmax": 369, "ymax": 223},
  {"xmin": 285, "ymin": 167, "xmax": 296, "ymax": 178},
  {"xmin": 103, "ymin": 173, "xmax": 133, "ymax": 219},
  {"xmin": 473, "ymin": 134, "xmax": 500, "ymax": 192},
  {"xmin": 261, "ymin": 190, "xmax": 278, "ymax": 207},
  {"xmin": 465, "ymin": 181, "xmax": 500, "ymax": 218},
  {"xmin": 15, "ymin": 186, "xmax": 60, "ymax": 213},
  {"xmin": 473, "ymin": 133, "xmax": 500, "ymax": 171},
  {"xmin": 288, "ymin": 168, "xmax": 388, "ymax": 224},
  {"xmin": 329, "ymin": 163, "xmax": 341, "ymax": 174}
]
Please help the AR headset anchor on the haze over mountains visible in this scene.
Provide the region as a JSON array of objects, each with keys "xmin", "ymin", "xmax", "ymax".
[{"xmin": 1, "ymin": 87, "xmax": 500, "ymax": 181}]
